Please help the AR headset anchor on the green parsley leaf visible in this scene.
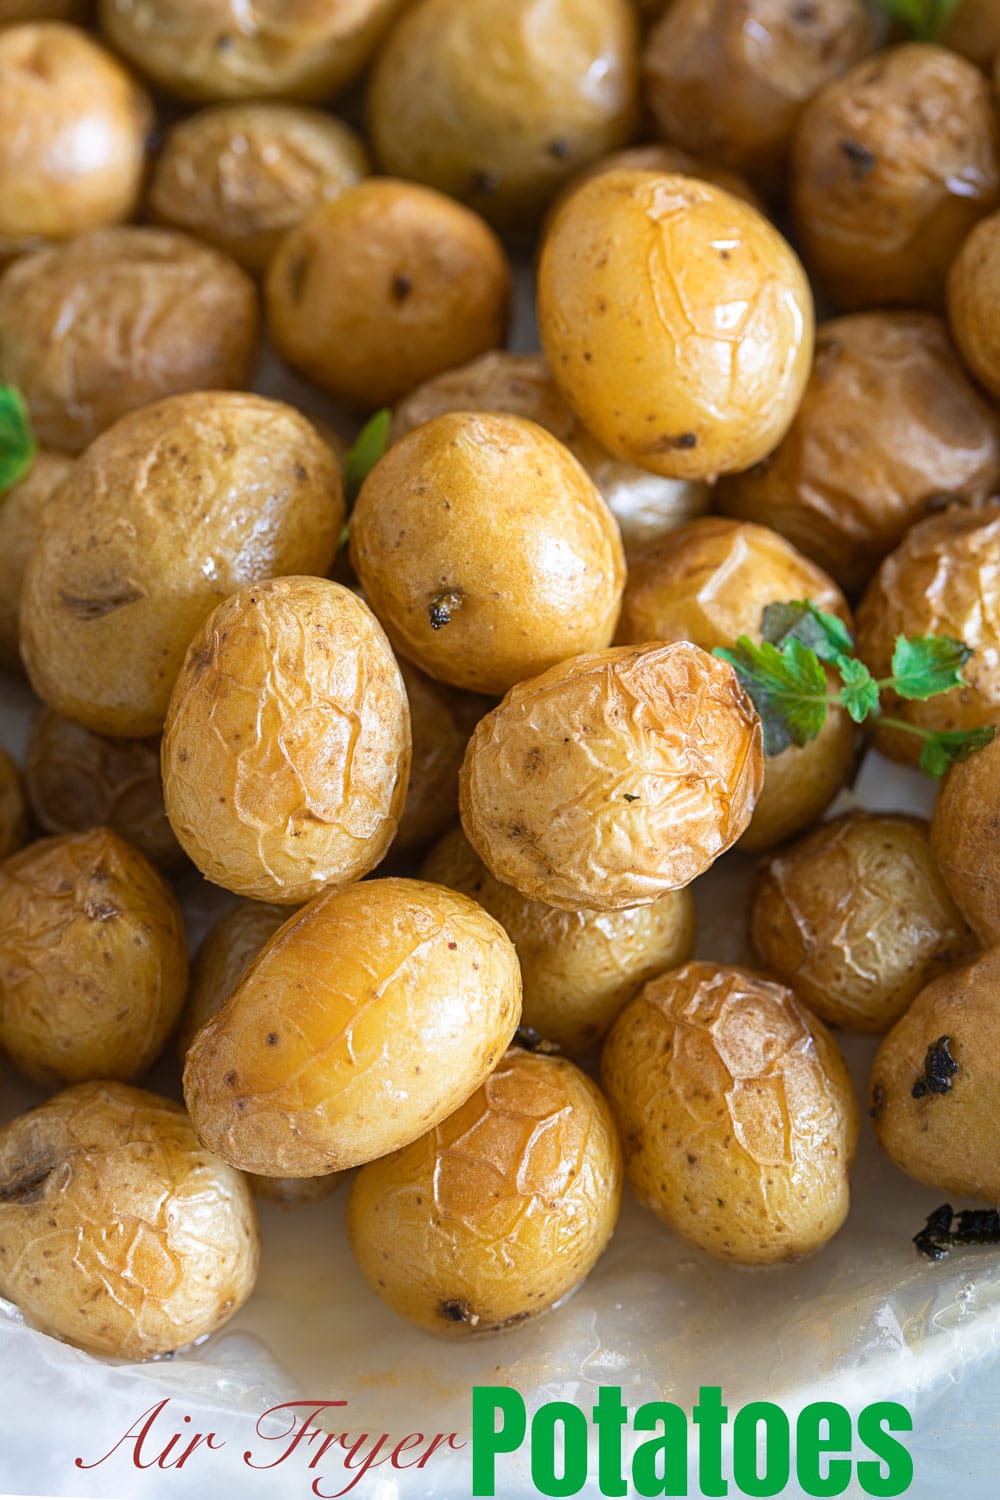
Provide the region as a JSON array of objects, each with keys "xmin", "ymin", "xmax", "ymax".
[
  {"xmin": 715, "ymin": 635, "xmax": 830, "ymax": 756},
  {"xmin": 838, "ymin": 657, "xmax": 881, "ymax": 723},
  {"xmin": 872, "ymin": 0, "xmax": 958, "ymax": 42},
  {"xmin": 761, "ymin": 599, "xmax": 854, "ymax": 667},
  {"xmin": 0, "ymin": 386, "xmax": 37, "ymax": 498},
  {"xmin": 342, "ymin": 409, "xmax": 391, "ymax": 508},
  {"xmin": 918, "ymin": 726, "xmax": 997, "ymax": 779},
  {"xmin": 889, "ymin": 634, "xmax": 972, "ymax": 701}
]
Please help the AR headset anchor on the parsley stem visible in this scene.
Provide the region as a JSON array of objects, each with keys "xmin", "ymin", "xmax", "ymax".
[{"xmin": 873, "ymin": 715, "xmax": 940, "ymax": 742}]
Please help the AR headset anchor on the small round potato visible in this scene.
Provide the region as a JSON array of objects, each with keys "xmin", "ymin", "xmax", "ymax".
[
  {"xmin": 147, "ymin": 104, "xmax": 369, "ymax": 274},
  {"xmin": 0, "ymin": 1081, "xmax": 258, "ymax": 1358},
  {"xmin": 751, "ymin": 813, "xmax": 975, "ymax": 1033},
  {"xmin": 266, "ymin": 180, "xmax": 510, "ymax": 409},
  {"xmin": 0, "ymin": 227, "xmax": 260, "ymax": 453},
  {"xmin": 183, "ymin": 877, "xmax": 522, "ymax": 1176},
  {"xmin": 393, "ymin": 661, "xmax": 490, "ymax": 858},
  {"xmin": 19, "ymin": 392, "xmax": 344, "ymax": 737},
  {"xmin": 601, "ymin": 962, "xmax": 859, "ymax": 1264},
  {"xmin": 0, "ymin": 746, "xmax": 27, "ymax": 861},
  {"xmin": 459, "ymin": 641, "xmax": 764, "ymax": 912},
  {"xmin": 348, "ymin": 1047, "xmax": 621, "ymax": 1335},
  {"xmin": 162, "ymin": 578, "xmax": 411, "ymax": 904},
  {"xmin": 0, "ymin": 449, "xmax": 73, "ymax": 669},
  {"xmin": 552, "ymin": 143, "xmax": 764, "ymax": 218},
  {"xmin": 930, "ymin": 733, "xmax": 1000, "ymax": 945},
  {"xmin": 422, "ymin": 824, "xmax": 695, "ymax": 1054},
  {"xmin": 350, "ymin": 412, "xmax": 625, "ymax": 695},
  {"xmin": 0, "ymin": 828, "xmax": 188, "ymax": 1084},
  {"xmin": 947, "ymin": 211, "xmax": 1000, "ymax": 403},
  {"xmin": 538, "ymin": 170, "xmax": 814, "ymax": 481},
  {"xmin": 178, "ymin": 899, "xmax": 289, "ymax": 1061}
]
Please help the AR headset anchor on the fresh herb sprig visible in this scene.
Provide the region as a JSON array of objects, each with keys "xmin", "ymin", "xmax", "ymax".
[
  {"xmin": 713, "ymin": 599, "xmax": 995, "ymax": 778},
  {"xmin": 0, "ymin": 385, "xmax": 37, "ymax": 498},
  {"xmin": 872, "ymin": 0, "xmax": 958, "ymax": 42}
]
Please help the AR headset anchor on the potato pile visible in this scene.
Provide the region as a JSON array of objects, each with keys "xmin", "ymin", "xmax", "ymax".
[{"xmin": 2, "ymin": 0, "xmax": 1000, "ymax": 1363}]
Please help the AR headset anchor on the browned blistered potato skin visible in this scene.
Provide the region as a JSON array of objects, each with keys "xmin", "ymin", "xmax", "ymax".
[
  {"xmin": 0, "ymin": 1081, "xmax": 258, "ymax": 1358},
  {"xmin": 643, "ymin": 0, "xmax": 873, "ymax": 189},
  {"xmin": 0, "ymin": 828, "xmax": 188, "ymax": 1085},
  {"xmin": 147, "ymin": 105, "xmax": 369, "ymax": 275},
  {"xmin": 716, "ymin": 313, "xmax": 1000, "ymax": 595},
  {"xmin": 947, "ymin": 212, "xmax": 1000, "ymax": 403},
  {"xmin": 601, "ymin": 962, "xmax": 859, "ymax": 1265},
  {"xmin": 162, "ymin": 578, "xmax": 411, "ymax": 905},
  {"xmin": 791, "ymin": 45, "xmax": 1000, "ymax": 312},
  {"xmin": 350, "ymin": 413, "xmax": 626, "ymax": 696},
  {"xmin": 367, "ymin": 0, "xmax": 638, "ymax": 232},
  {"xmin": 459, "ymin": 641, "xmax": 764, "ymax": 913},
  {"xmin": 0, "ymin": 24, "xmax": 152, "ymax": 256},
  {"xmin": 0, "ymin": 450, "xmax": 73, "ymax": 670},
  {"xmin": 393, "ymin": 661, "xmax": 491, "ymax": 859},
  {"xmin": 0, "ymin": 228, "xmax": 260, "ymax": 454},
  {"xmin": 870, "ymin": 948, "xmax": 1000, "ymax": 1200},
  {"xmin": 422, "ymin": 824, "xmax": 695, "ymax": 1055},
  {"xmin": 266, "ymin": 180, "xmax": 511, "ymax": 410},
  {"xmin": 538, "ymin": 170, "xmax": 814, "ymax": 482},
  {"xmin": 178, "ymin": 899, "xmax": 288, "ymax": 1061},
  {"xmin": 930, "ymin": 734, "xmax": 1000, "ymax": 946},
  {"xmin": 752, "ymin": 813, "xmax": 976, "ymax": 1034},
  {"xmin": 183, "ymin": 877, "xmax": 522, "ymax": 1176},
  {"xmin": 19, "ymin": 392, "xmax": 344, "ymax": 738},
  {"xmin": 856, "ymin": 502, "xmax": 1000, "ymax": 767},
  {"xmin": 0, "ymin": 746, "xmax": 27, "ymax": 861},
  {"xmin": 347, "ymin": 1047, "xmax": 621, "ymax": 1335}
]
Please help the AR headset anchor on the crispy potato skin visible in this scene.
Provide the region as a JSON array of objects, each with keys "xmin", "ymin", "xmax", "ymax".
[
  {"xmin": 393, "ymin": 662, "xmax": 490, "ymax": 859},
  {"xmin": 0, "ymin": 451, "xmax": 73, "ymax": 669},
  {"xmin": 459, "ymin": 641, "xmax": 764, "ymax": 912},
  {"xmin": 0, "ymin": 828, "xmax": 188, "ymax": 1085},
  {"xmin": 162, "ymin": 578, "xmax": 411, "ymax": 904},
  {"xmin": 752, "ymin": 813, "xmax": 975, "ymax": 1033},
  {"xmin": 538, "ymin": 170, "xmax": 814, "ymax": 481},
  {"xmin": 183, "ymin": 877, "xmax": 522, "ymax": 1176},
  {"xmin": 347, "ymin": 1047, "xmax": 621, "ymax": 1334},
  {"xmin": 602, "ymin": 962, "xmax": 859, "ymax": 1265},
  {"xmin": 931, "ymin": 734, "xmax": 1000, "ymax": 945},
  {"xmin": 0, "ymin": 1081, "xmax": 258, "ymax": 1357},
  {"xmin": 178, "ymin": 899, "xmax": 288, "ymax": 1061},
  {"xmin": 0, "ymin": 746, "xmax": 27, "ymax": 861},
  {"xmin": 19, "ymin": 392, "xmax": 344, "ymax": 738},
  {"xmin": 947, "ymin": 211, "xmax": 1000, "ymax": 402}
]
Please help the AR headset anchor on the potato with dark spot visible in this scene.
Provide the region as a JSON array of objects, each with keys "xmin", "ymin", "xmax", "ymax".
[
  {"xmin": 393, "ymin": 662, "xmax": 490, "ymax": 858},
  {"xmin": 931, "ymin": 733, "xmax": 1000, "ymax": 946},
  {"xmin": 0, "ymin": 450, "xmax": 73, "ymax": 669},
  {"xmin": 348, "ymin": 1047, "xmax": 621, "ymax": 1334},
  {"xmin": 0, "ymin": 747, "xmax": 27, "ymax": 861}
]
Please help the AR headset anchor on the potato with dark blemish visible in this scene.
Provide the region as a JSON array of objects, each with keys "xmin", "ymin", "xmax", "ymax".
[
  {"xmin": 347, "ymin": 1046, "xmax": 621, "ymax": 1335},
  {"xmin": 0, "ymin": 747, "xmax": 27, "ymax": 861},
  {"xmin": 0, "ymin": 1081, "xmax": 258, "ymax": 1358},
  {"xmin": 931, "ymin": 733, "xmax": 1000, "ymax": 946},
  {"xmin": 0, "ymin": 451, "xmax": 74, "ymax": 671}
]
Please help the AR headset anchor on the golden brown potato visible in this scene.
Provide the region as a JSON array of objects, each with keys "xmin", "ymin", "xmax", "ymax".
[
  {"xmin": 266, "ymin": 180, "xmax": 510, "ymax": 409},
  {"xmin": 870, "ymin": 948, "xmax": 1000, "ymax": 1199},
  {"xmin": 0, "ymin": 828, "xmax": 188, "ymax": 1084},
  {"xmin": 791, "ymin": 45, "xmax": 1000, "ymax": 311},
  {"xmin": 0, "ymin": 24, "xmax": 151, "ymax": 256},
  {"xmin": 422, "ymin": 824, "xmax": 695, "ymax": 1054},
  {"xmin": 601, "ymin": 962, "xmax": 859, "ymax": 1264},
  {"xmin": 947, "ymin": 212, "xmax": 1000, "ymax": 403},
  {"xmin": 348, "ymin": 1047, "xmax": 621, "ymax": 1335},
  {"xmin": 538, "ymin": 170, "xmax": 813, "ymax": 481},
  {"xmin": 350, "ymin": 413, "xmax": 625, "ymax": 695},
  {"xmin": 930, "ymin": 733, "xmax": 1000, "ymax": 945},
  {"xmin": 0, "ymin": 1081, "xmax": 258, "ymax": 1358},
  {"xmin": 942, "ymin": 0, "xmax": 1000, "ymax": 69},
  {"xmin": 147, "ymin": 104, "xmax": 369, "ymax": 274},
  {"xmin": 751, "ymin": 813, "xmax": 975, "ymax": 1033},
  {"xmin": 0, "ymin": 228, "xmax": 259, "ymax": 453},
  {"xmin": 552, "ymin": 143, "xmax": 764, "ymax": 218},
  {"xmin": 367, "ymin": 0, "xmax": 638, "ymax": 231},
  {"xmin": 183, "ymin": 877, "xmax": 522, "ymax": 1176},
  {"xmin": 162, "ymin": 578, "xmax": 410, "ymax": 904},
  {"xmin": 178, "ymin": 899, "xmax": 289, "ymax": 1060},
  {"xmin": 716, "ymin": 313, "xmax": 1000, "ymax": 594},
  {"xmin": 459, "ymin": 641, "xmax": 764, "ymax": 912},
  {"xmin": 0, "ymin": 449, "xmax": 73, "ymax": 669},
  {"xmin": 393, "ymin": 661, "xmax": 490, "ymax": 859},
  {"xmin": 643, "ymin": 0, "xmax": 872, "ymax": 188},
  {"xmin": 0, "ymin": 746, "xmax": 27, "ymax": 861},
  {"xmin": 736, "ymin": 706, "xmax": 856, "ymax": 856},
  {"xmin": 0, "ymin": 0, "xmax": 86, "ymax": 20},
  {"xmin": 19, "ymin": 392, "xmax": 344, "ymax": 737}
]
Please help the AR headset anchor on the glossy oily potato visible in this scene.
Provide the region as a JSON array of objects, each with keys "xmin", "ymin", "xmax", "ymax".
[
  {"xmin": 551, "ymin": 142, "xmax": 764, "ymax": 219},
  {"xmin": 459, "ymin": 641, "xmax": 763, "ymax": 912},
  {"xmin": 538, "ymin": 170, "xmax": 814, "ymax": 481},
  {"xmin": 178, "ymin": 898, "xmax": 289, "ymax": 1060},
  {"xmin": 183, "ymin": 877, "xmax": 522, "ymax": 1176},
  {"xmin": 931, "ymin": 733, "xmax": 1000, "ymax": 945},
  {"xmin": 0, "ymin": 450, "xmax": 73, "ymax": 670},
  {"xmin": 0, "ymin": 746, "xmax": 27, "ymax": 861},
  {"xmin": 392, "ymin": 661, "xmax": 490, "ymax": 858},
  {"xmin": 947, "ymin": 211, "xmax": 1000, "ymax": 402},
  {"xmin": 0, "ymin": 1081, "xmax": 258, "ymax": 1358},
  {"xmin": 348, "ymin": 1047, "xmax": 622, "ymax": 1335},
  {"xmin": 162, "ymin": 578, "xmax": 411, "ymax": 904},
  {"xmin": 601, "ymin": 962, "xmax": 859, "ymax": 1264}
]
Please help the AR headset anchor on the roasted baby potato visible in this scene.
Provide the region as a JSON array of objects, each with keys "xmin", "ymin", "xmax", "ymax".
[
  {"xmin": 178, "ymin": 899, "xmax": 288, "ymax": 1061},
  {"xmin": 552, "ymin": 142, "xmax": 763, "ymax": 217},
  {"xmin": 947, "ymin": 211, "xmax": 1000, "ymax": 403},
  {"xmin": 931, "ymin": 732, "xmax": 1000, "ymax": 945},
  {"xmin": 0, "ymin": 450, "xmax": 73, "ymax": 669},
  {"xmin": 0, "ymin": 746, "xmax": 27, "ymax": 861},
  {"xmin": 393, "ymin": 661, "xmax": 490, "ymax": 859}
]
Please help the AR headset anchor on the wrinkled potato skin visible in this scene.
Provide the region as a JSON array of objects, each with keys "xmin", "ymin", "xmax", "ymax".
[
  {"xmin": 350, "ymin": 413, "xmax": 625, "ymax": 695},
  {"xmin": 393, "ymin": 662, "xmax": 490, "ymax": 858},
  {"xmin": 0, "ymin": 228, "xmax": 260, "ymax": 453},
  {"xmin": 538, "ymin": 171, "xmax": 814, "ymax": 481},
  {"xmin": 178, "ymin": 899, "xmax": 288, "ymax": 1060},
  {"xmin": 752, "ymin": 813, "xmax": 975, "ymax": 1033},
  {"xmin": 422, "ymin": 824, "xmax": 695, "ymax": 1055},
  {"xmin": 0, "ymin": 828, "xmax": 188, "ymax": 1085},
  {"xmin": 163, "ymin": 579, "xmax": 411, "ymax": 905},
  {"xmin": 0, "ymin": 450, "xmax": 73, "ymax": 669},
  {"xmin": 348, "ymin": 1048, "xmax": 621, "ymax": 1334},
  {"xmin": 367, "ymin": 0, "xmax": 638, "ymax": 231},
  {"xmin": 0, "ymin": 24, "xmax": 151, "ymax": 255},
  {"xmin": 0, "ymin": 746, "xmax": 27, "ymax": 861},
  {"xmin": 148, "ymin": 105, "xmax": 369, "ymax": 274},
  {"xmin": 460, "ymin": 641, "xmax": 764, "ymax": 912},
  {"xmin": 183, "ymin": 877, "xmax": 522, "ymax": 1176},
  {"xmin": 870, "ymin": 949, "xmax": 1000, "ymax": 1199},
  {"xmin": 931, "ymin": 734, "xmax": 1000, "ymax": 945},
  {"xmin": 947, "ymin": 212, "xmax": 1000, "ymax": 403},
  {"xmin": 717, "ymin": 313, "xmax": 1000, "ymax": 594},
  {"xmin": 20, "ymin": 392, "xmax": 344, "ymax": 738},
  {"xmin": 267, "ymin": 180, "xmax": 510, "ymax": 409},
  {"xmin": 791, "ymin": 45, "xmax": 1000, "ymax": 311},
  {"xmin": 0, "ymin": 1081, "xmax": 258, "ymax": 1357},
  {"xmin": 602, "ymin": 962, "xmax": 859, "ymax": 1264}
]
